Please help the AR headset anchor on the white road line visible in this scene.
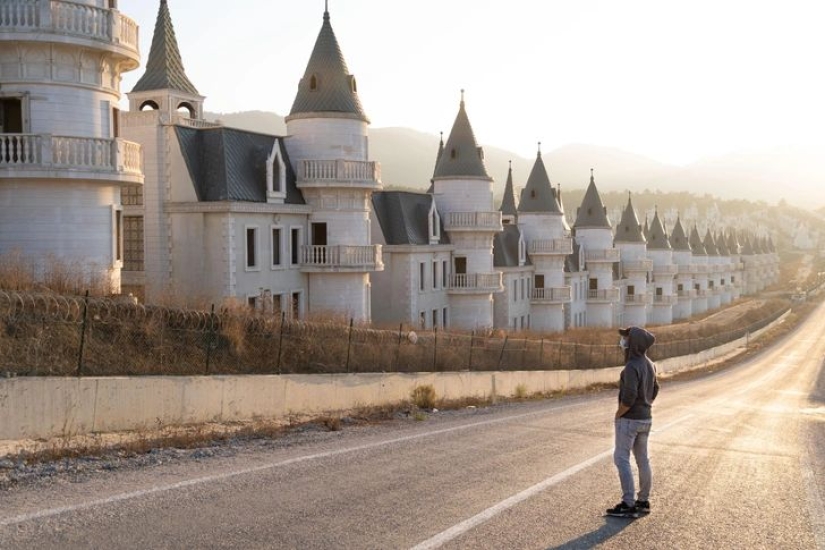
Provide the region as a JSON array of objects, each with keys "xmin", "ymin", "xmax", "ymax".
[
  {"xmin": 409, "ymin": 414, "xmax": 694, "ymax": 550},
  {"xmin": 0, "ymin": 400, "xmax": 603, "ymax": 528}
]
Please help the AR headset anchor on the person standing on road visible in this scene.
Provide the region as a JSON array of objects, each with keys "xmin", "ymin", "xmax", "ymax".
[{"xmin": 607, "ymin": 326, "xmax": 659, "ymax": 517}]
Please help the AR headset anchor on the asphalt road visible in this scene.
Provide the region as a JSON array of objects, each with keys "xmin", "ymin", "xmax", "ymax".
[{"xmin": 1, "ymin": 301, "xmax": 824, "ymax": 549}]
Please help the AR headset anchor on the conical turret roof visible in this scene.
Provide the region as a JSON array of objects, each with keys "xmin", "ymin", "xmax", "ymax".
[
  {"xmin": 132, "ymin": 0, "xmax": 199, "ymax": 95},
  {"xmin": 288, "ymin": 8, "xmax": 368, "ymax": 122},
  {"xmin": 518, "ymin": 146, "xmax": 561, "ymax": 214},
  {"xmin": 614, "ymin": 193, "xmax": 646, "ymax": 243},
  {"xmin": 647, "ymin": 210, "xmax": 671, "ymax": 250},
  {"xmin": 669, "ymin": 217, "xmax": 691, "ymax": 251},
  {"xmin": 703, "ymin": 229, "xmax": 719, "ymax": 256},
  {"xmin": 742, "ymin": 234, "xmax": 755, "ymax": 255},
  {"xmin": 432, "ymin": 93, "xmax": 490, "ymax": 180},
  {"xmin": 573, "ymin": 170, "xmax": 611, "ymax": 229},
  {"xmin": 727, "ymin": 230, "xmax": 741, "ymax": 254},
  {"xmin": 689, "ymin": 226, "xmax": 707, "ymax": 255},
  {"xmin": 499, "ymin": 161, "xmax": 518, "ymax": 217},
  {"xmin": 716, "ymin": 231, "xmax": 730, "ymax": 255}
]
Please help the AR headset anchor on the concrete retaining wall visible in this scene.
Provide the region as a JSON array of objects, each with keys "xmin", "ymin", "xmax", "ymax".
[{"xmin": 0, "ymin": 312, "xmax": 787, "ymax": 444}]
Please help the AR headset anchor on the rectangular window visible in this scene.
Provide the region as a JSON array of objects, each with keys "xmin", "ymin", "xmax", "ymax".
[
  {"xmin": 520, "ymin": 278, "xmax": 526, "ymax": 300},
  {"xmin": 677, "ymin": 283, "xmax": 684, "ymax": 292},
  {"xmin": 442, "ymin": 260, "xmax": 448, "ymax": 288},
  {"xmin": 271, "ymin": 227, "xmax": 282, "ymax": 267},
  {"xmin": 114, "ymin": 209, "xmax": 123, "ymax": 262},
  {"xmin": 420, "ymin": 262, "xmax": 426, "ymax": 291},
  {"xmin": 292, "ymin": 292, "xmax": 301, "ymax": 320},
  {"xmin": 512, "ymin": 280, "xmax": 518, "ymax": 301},
  {"xmin": 627, "ymin": 285, "xmax": 635, "ymax": 296},
  {"xmin": 290, "ymin": 227, "xmax": 301, "ymax": 266},
  {"xmin": 246, "ymin": 227, "xmax": 258, "ymax": 269},
  {"xmin": 535, "ymin": 274, "xmax": 545, "ymax": 289},
  {"xmin": 123, "ymin": 216, "xmax": 144, "ymax": 271},
  {"xmin": 121, "ymin": 184, "xmax": 143, "ymax": 206},
  {"xmin": 248, "ymin": 296, "xmax": 257, "ymax": 309},
  {"xmin": 442, "ymin": 307, "xmax": 448, "ymax": 328},
  {"xmin": 589, "ymin": 278, "xmax": 598, "ymax": 291},
  {"xmin": 432, "ymin": 261, "xmax": 438, "ymax": 290},
  {"xmin": 656, "ymin": 287, "xmax": 663, "ymax": 296},
  {"xmin": 432, "ymin": 309, "xmax": 438, "ymax": 328}
]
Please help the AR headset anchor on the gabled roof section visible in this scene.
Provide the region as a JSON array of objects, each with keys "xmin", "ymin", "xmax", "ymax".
[
  {"xmin": 716, "ymin": 231, "xmax": 730, "ymax": 255},
  {"xmin": 288, "ymin": 8, "xmax": 368, "ymax": 122},
  {"xmin": 175, "ymin": 126, "xmax": 303, "ymax": 204},
  {"xmin": 132, "ymin": 0, "xmax": 199, "ymax": 95},
  {"xmin": 727, "ymin": 230, "xmax": 741, "ymax": 254},
  {"xmin": 432, "ymin": 93, "xmax": 491, "ymax": 180},
  {"xmin": 647, "ymin": 210, "xmax": 671, "ymax": 250},
  {"xmin": 499, "ymin": 162, "xmax": 518, "ymax": 217},
  {"xmin": 573, "ymin": 170, "xmax": 611, "ymax": 229},
  {"xmin": 371, "ymin": 192, "xmax": 449, "ymax": 246},
  {"xmin": 703, "ymin": 230, "xmax": 719, "ymax": 256},
  {"xmin": 669, "ymin": 217, "xmax": 691, "ymax": 251},
  {"xmin": 689, "ymin": 226, "xmax": 707, "ymax": 255},
  {"xmin": 493, "ymin": 225, "xmax": 528, "ymax": 268},
  {"xmin": 614, "ymin": 193, "xmax": 646, "ymax": 244},
  {"xmin": 518, "ymin": 146, "xmax": 562, "ymax": 214}
]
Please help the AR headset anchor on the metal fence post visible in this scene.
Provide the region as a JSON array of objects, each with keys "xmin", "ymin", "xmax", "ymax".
[
  {"xmin": 432, "ymin": 327, "xmax": 438, "ymax": 370},
  {"xmin": 345, "ymin": 318, "xmax": 354, "ymax": 373},
  {"xmin": 205, "ymin": 304, "xmax": 215, "ymax": 375},
  {"xmin": 395, "ymin": 323, "xmax": 402, "ymax": 372},
  {"xmin": 76, "ymin": 290, "xmax": 89, "ymax": 377},
  {"xmin": 276, "ymin": 311, "xmax": 285, "ymax": 374},
  {"xmin": 497, "ymin": 335, "xmax": 509, "ymax": 370},
  {"xmin": 538, "ymin": 338, "xmax": 544, "ymax": 369},
  {"xmin": 468, "ymin": 330, "xmax": 475, "ymax": 371}
]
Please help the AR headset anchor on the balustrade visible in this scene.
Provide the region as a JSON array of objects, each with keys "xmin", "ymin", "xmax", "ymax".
[
  {"xmin": 622, "ymin": 259, "xmax": 653, "ymax": 272},
  {"xmin": 531, "ymin": 286, "xmax": 571, "ymax": 303},
  {"xmin": 528, "ymin": 238, "xmax": 573, "ymax": 255},
  {"xmin": 300, "ymin": 245, "xmax": 382, "ymax": 270},
  {"xmin": 584, "ymin": 249, "xmax": 620, "ymax": 263},
  {"xmin": 449, "ymin": 272, "xmax": 502, "ymax": 292},
  {"xmin": 0, "ymin": 133, "xmax": 142, "ymax": 177},
  {"xmin": 299, "ymin": 159, "xmax": 380, "ymax": 184},
  {"xmin": 444, "ymin": 211, "xmax": 502, "ymax": 231},
  {"xmin": 587, "ymin": 288, "xmax": 620, "ymax": 302}
]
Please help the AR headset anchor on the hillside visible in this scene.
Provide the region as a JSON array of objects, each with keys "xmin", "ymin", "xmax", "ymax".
[{"xmin": 206, "ymin": 111, "xmax": 824, "ymax": 210}]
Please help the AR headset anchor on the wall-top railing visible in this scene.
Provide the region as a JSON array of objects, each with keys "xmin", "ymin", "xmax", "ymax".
[
  {"xmin": 0, "ymin": 133, "xmax": 142, "ymax": 176},
  {"xmin": 449, "ymin": 272, "xmax": 502, "ymax": 292},
  {"xmin": 173, "ymin": 116, "xmax": 221, "ymax": 129},
  {"xmin": 300, "ymin": 245, "xmax": 383, "ymax": 270},
  {"xmin": 622, "ymin": 259, "xmax": 654, "ymax": 272},
  {"xmin": 587, "ymin": 287, "xmax": 621, "ymax": 301},
  {"xmin": 531, "ymin": 286, "xmax": 572, "ymax": 303},
  {"xmin": 529, "ymin": 238, "xmax": 573, "ymax": 255},
  {"xmin": 584, "ymin": 249, "xmax": 620, "ymax": 263},
  {"xmin": 0, "ymin": 0, "xmax": 139, "ymax": 54},
  {"xmin": 444, "ymin": 211, "xmax": 503, "ymax": 232},
  {"xmin": 299, "ymin": 159, "xmax": 381, "ymax": 184}
]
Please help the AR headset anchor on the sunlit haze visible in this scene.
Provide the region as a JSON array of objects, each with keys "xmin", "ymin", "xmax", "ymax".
[{"xmin": 119, "ymin": 0, "xmax": 825, "ymax": 205}]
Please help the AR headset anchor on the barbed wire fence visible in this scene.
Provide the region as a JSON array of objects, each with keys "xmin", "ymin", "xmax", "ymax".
[{"xmin": 0, "ymin": 290, "xmax": 789, "ymax": 377}]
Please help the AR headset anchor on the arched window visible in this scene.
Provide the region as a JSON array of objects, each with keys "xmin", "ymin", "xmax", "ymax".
[
  {"xmin": 176, "ymin": 102, "xmax": 195, "ymax": 118},
  {"xmin": 350, "ymin": 76, "xmax": 357, "ymax": 93},
  {"xmin": 310, "ymin": 75, "xmax": 318, "ymax": 91},
  {"xmin": 450, "ymin": 148, "xmax": 457, "ymax": 159},
  {"xmin": 139, "ymin": 100, "xmax": 159, "ymax": 111}
]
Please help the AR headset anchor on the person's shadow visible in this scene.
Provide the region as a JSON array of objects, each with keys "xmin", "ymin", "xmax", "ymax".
[{"xmin": 545, "ymin": 516, "xmax": 636, "ymax": 549}]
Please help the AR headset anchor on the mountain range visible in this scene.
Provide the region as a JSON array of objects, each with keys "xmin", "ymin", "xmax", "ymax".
[{"xmin": 205, "ymin": 111, "xmax": 823, "ymax": 210}]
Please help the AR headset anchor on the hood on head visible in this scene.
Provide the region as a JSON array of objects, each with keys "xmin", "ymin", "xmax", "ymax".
[{"xmin": 618, "ymin": 326, "xmax": 655, "ymax": 357}]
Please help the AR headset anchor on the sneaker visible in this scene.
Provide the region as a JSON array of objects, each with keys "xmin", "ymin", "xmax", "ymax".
[
  {"xmin": 606, "ymin": 502, "xmax": 637, "ymax": 516},
  {"xmin": 635, "ymin": 500, "xmax": 651, "ymax": 514}
]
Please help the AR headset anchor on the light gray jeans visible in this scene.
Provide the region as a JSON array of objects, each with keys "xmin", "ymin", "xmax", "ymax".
[{"xmin": 613, "ymin": 417, "xmax": 653, "ymax": 506}]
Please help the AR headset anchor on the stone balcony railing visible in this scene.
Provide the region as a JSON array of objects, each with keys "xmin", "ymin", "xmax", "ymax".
[
  {"xmin": 677, "ymin": 289, "xmax": 697, "ymax": 299},
  {"xmin": 653, "ymin": 263, "xmax": 678, "ymax": 275},
  {"xmin": 297, "ymin": 159, "xmax": 381, "ymax": 188},
  {"xmin": 173, "ymin": 115, "xmax": 221, "ymax": 129},
  {"xmin": 528, "ymin": 238, "xmax": 573, "ymax": 255},
  {"xmin": 622, "ymin": 259, "xmax": 653, "ymax": 272},
  {"xmin": 653, "ymin": 294, "xmax": 678, "ymax": 305},
  {"xmin": 530, "ymin": 286, "xmax": 572, "ymax": 304},
  {"xmin": 300, "ymin": 245, "xmax": 383, "ymax": 273},
  {"xmin": 587, "ymin": 288, "xmax": 620, "ymax": 303},
  {"xmin": 0, "ymin": 133, "xmax": 143, "ymax": 183},
  {"xmin": 624, "ymin": 293, "xmax": 651, "ymax": 305},
  {"xmin": 444, "ymin": 211, "xmax": 503, "ymax": 232},
  {"xmin": 0, "ymin": 0, "xmax": 139, "ymax": 56},
  {"xmin": 584, "ymin": 249, "xmax": 620, "ymax": 263},
  {"xmin": 677, "ymin": 264, "xmax": 698, "ymax": 274},
  {"xmin": 448, "ymin": 272, "xmax": 503, "ymax": 294}
]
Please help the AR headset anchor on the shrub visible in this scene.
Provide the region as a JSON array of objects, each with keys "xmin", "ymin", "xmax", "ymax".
[{"xmin": 411, "ymin": 384, "xmax": 436, "ymax": 409}]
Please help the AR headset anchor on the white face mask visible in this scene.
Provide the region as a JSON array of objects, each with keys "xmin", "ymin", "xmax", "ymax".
[{"xmin": 619, "ymin": 337, "xmax": 628, "ymax": 350}]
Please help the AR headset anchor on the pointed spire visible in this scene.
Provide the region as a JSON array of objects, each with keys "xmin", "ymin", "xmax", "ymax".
[
  {"xmin": 573, "ymin": 169, "xmax": 611, "ymax": 229},
  {"xmin": 647, "ymin": 209, "xmax": 671, "ymax": 250},
  {"xmin": 499, "ymin": 161, "xmax": 518, "ymax": 217},
  {"xmin": 689, "ymin": 225, "xmax": 707, "ymax": 255},
  {"xmin": 615, "ymin": 192, "xmax": 646, "ymax": 243},
  {"xmin": 669, "ymin": 215, "xmax": 691, "ymax": 251},
  {"xmin": 703, "ymin": 229, "xmax": 719, "ymax": 256},
  {"xmin": 518, "ymin": 143, "xmax": 561, "ymax": 214},
  {"xmin": 432, "ymin": 92, "xmax": 490, "ymax": 180},
  {"xmin": 132, "ymin": 0, "xmax": 199, "ymax": 95},
  {"xmin": 288, "ymin": 5, "xmax": 368, "ymax": 122}
]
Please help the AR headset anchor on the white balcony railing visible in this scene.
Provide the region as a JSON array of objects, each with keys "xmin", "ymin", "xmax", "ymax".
[
  {"xmin": 653, "ymin": 294, "xmax": 678, "ymax": 305},
  {"xmin": 0, "ymin": 0, "xmax": 139, "ymax": 53},
  {"xmin": 677, "ymin": 264, "xmax": 698, "ymax": 273},
  {"xmin": 300, "ymin": 245, "xmax": 382, "ymax": 271},
  {"xmin": 528, "ymin": 238, "xmax": 573, "ymax": 255},
  {"xmin": 298, "ymin": 159, "xmax": 381, "ymax": 185},
  {"xmin": 449, "ymin": 272, "xmax": 503, "ymax": 293},
  {"xmin": 0, "ymin": 133, "xmax": 142, "ymax": 176},
  {"xmin": 531, "ymin": 286, "xmax": 572, "ymax": 304},
  {"xmin": 622, "ymin": 259, "xmax": 653, "ymax": 272},
  {"xmin": 585, "ymin": 249, "xmax": 620, "ymax": 263},
  {"xmin": 444, "ymin": 211, "xmax": 503, "ymax": 232},
  {"xmin": 652, "ymin": 263, "xmax": 678, "ymax": 275},
  {"xmin": 587, "ymin": 288, "xmax": 620, "ymax": 302},
  {"xmin": 677, "ymin": 289, "xmax": 697, "ymax": 298},
  {"xmin": 624, "ymin": 293, "xmax": 651, "ymax": 305}
]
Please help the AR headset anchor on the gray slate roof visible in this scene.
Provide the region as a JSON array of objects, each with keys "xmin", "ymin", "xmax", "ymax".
[
  {"xmin": 669, "ymin": 218, "xmax": 691, "ymax": 251},
  {"xmin": 647, "ymin": 211, "xmax": 671, "ymax": 250},
  {"xmin": 573, "ymin": 170, "xmax": 611, "ymax": 229},
  {"xmin": 565, "ymin": 242, "xmax": 583, "ymax": 273},
  {"xmin": 727, "ymin": 230, "xmax": 741, "ymax": 254},
  {"xmin": 689, "ymin": 226, "xmax": 707, "ymax": 255},
  {"xmin": 372, "ymin": 192, "xmax": 449, "ymax": 246},
  {"xmin": 518, "ymin": 150, "xmax": 562, "ymax": 214},
  {"xmin": 432, "ymin": 96, "xmax": 491, "ymax": 180},
  {"xmin": 175, "ymin": 126, "xmax": 304, "ymax": 204},
  {"xmin": 716, "ymin": 231, "xmax": 730, "ymax": 255},
  {"xmin": 499, "ymin": 163, "xmax": 518, "ymax": 216},
  {"xmin": 132, "ymin": 0, "xmax": 199, "ymax": 95},
  {"xmin": 288, "ymin": 9, "xmax": 368, "ymax": 122},
  {"xmin": 741, "ymin": 235, "xmax": 755, "ymax": 255},
  {"xmin": 493, "ymin": 225, "xmax": 528, "ymax": 268},
  {"xmin": 614, "ymin": 194, "xmax": 646, "ymax": 244},
  {"xmin": 703, "ymin": 230, "xmax": 718, "ymax": 256}
]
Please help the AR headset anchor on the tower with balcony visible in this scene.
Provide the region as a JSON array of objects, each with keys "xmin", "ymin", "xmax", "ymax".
[
  {"xmin": 647, "ymin": 209, "xmax": 676, "ymax": 324},
  {"xmin": 284, "ymin": 7, "xmax": 383, "ymax": 323},
  {"xmin": 689, "ymin": 225, "xmax": 709, "ymax": 314},
  {"xmin": 0, "ymin": 0, "xmax": 143, "ymax": 292},
  {"xmin": 670, "ymin": 216, "xmax": 694, "ymax": 320},
  {"xmin": 431, "ymin": 93, "xmax": 502, "ymax": 329},
  {"xmin": 703, "ymin": 230, "xmax": 722, "ymax": 310},
  {"xmin": 572, "ymin": 170, "xmax": 619, "ymax": 328},
  {"xmin": 714, "ymin": 230, "xmax": 733, "ymax": 306},
  {"xmin": 726, "ymin": 230, "xmax": 743, "ymax": 300},
  {"xmin": 518, "ymin": 146, "xmax": 571, "ymax": 332},
  {"xmin": 614, "ymin": 193, "xmax": 650, "ymax": 327}
]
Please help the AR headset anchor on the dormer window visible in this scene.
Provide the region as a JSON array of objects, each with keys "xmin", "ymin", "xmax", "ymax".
[
  {"xmin": 349, "ymin": 76, "xmax": 357, "ymax": 93},
  {"xmin": 518, "ymin": 235, "xmax": 526, "ymax": 266},
  {"xmin": 428, "ymin": 200, "xmax": 441, "ymax": 244},
  {"xmin": 266, "ymin": 139, "xmax": 287, "ymax": 204},
  {"xmin": 310, "ymin": 75, "xmax": 318, "ymax": 91},
  {"xmin": 450, "ymin": 148, "xmax": 457, "ymax": 159},
  {"xmin": 530, "ymin": 190, "xmax": 536, "ymax": 199}
]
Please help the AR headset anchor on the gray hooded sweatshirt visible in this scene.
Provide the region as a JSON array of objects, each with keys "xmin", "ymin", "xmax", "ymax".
[{"xmin": 618, "ymin": 326, "xmax": 659, "ymax": 420}]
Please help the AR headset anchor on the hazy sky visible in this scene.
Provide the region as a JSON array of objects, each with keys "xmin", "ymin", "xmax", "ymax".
[{"xmin": 119, "ymin": 0, "xmax": 825, "ymax": 167}]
